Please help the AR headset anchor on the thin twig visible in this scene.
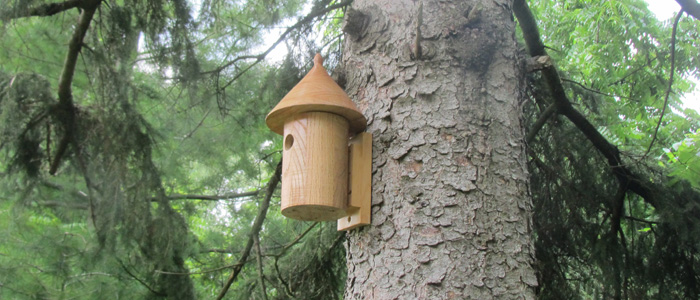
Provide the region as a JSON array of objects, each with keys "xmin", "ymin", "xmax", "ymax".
[
  {"xmin": 562, "ymin": 78, "xmax": 629, "ymax": 100},
  {"xmin": 163, "ymin": 190, "xmax": 260, "ymax": 201},
  {"xmin": 118, "ymin": 259, "xmax": 166, "ymax": 297},
  {"xmin": 206, "ymin": 223, "xmax": 317, "ymax": 255},
  {"xmin": 216, "ymin": 161, "xmax": 282, "ymax": 300},
  {"xmin": 181, "ymin": 108, "xmax": 211, "ymax": 140},
  {"xmin": 642, "ymin": 10, "xmax": 683, "ymax": 160},
  {"xmin": 622, "ymin": 215, "xmax": 659, "ymax": 225},
  {"xmin": 274, "ymin": 257, "xmax": 295, "ymax": 298},
  {"xmin": 201, "ymin": 55, "xmax": 262, "ymax": 75},
  {"xmin": 266, "ymin": 222, "xmax": 318, "ymax": 258},
  {"xmin": 155, "ymin": 261, "xmax": 247, "ymax": 275},
  {"xmin": 254, "ymin": 234, "xmax": 269, "ymax": 300}
]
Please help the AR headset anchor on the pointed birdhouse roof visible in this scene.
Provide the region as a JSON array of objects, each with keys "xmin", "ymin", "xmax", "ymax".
[{"xmin": 266, "ymin": 54, "xmax": 366, "ymax": 135}]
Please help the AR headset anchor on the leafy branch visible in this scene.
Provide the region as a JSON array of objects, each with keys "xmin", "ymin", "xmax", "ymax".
[{"xmin": 514, "ymin": 0, "xmax": 656, "ymax": 205}]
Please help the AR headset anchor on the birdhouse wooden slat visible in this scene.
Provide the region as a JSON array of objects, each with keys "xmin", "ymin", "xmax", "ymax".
[{"xmin": 265, "ymin": 54, "xmax": 371, "ymax": 229}]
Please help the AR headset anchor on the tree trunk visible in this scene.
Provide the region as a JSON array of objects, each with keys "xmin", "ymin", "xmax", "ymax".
[{"xmin": 341, "ymin": 0, "xmax": 538, "ymax": 298}]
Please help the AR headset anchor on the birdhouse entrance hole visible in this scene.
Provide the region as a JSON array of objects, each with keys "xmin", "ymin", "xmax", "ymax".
[{"xmin": 284, "ymin": 134, "xmax": 294, "ymax": 150}]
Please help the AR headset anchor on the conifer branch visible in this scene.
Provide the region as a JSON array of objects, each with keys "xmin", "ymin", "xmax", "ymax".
[
  {"xmin": 513, "ymin": 0, "xmax": 656, "ymax": 206},
  {"xmin": 118, "ymin": 259, "xmax": 166, "ymax": 297},
  {"xmin": 0, "ymin": 0, "xmax": 83, "ymax": 21},
  {"xmin": 163, "ymin": 190, "xmax": 260, "ymax": 201},
  {"xmin": 526, "ymin": 103, "xmax": 557, "ymax": 143},
  {"xmin": 210, "ymin": 0, "xmax": 353, "ymax": 90},
  {"xmin": 156, "ymin": 261, "xmax": 249, "ymax": 275},
  {"xmin": 41, "ymin": 180, "xmax": 89, "ymax": 199},
  {"xmin": 216, "ymin": 161, "xmax": 282, "ymax": 300},
  {"xmin": 274, "ymin": 257, "xmax": 295, "ymax": 298},
  {"xmin": 35, "ymin": 201, "xmax": 88, "ymax": 210},
  {"xmin": 267, "ymin": 222, "xmax": 318, "ymax": 258},
  {"xmin": 49, "ymin": 0, "xmax": 102, "ymax": 175},
  {"xmin": 205, "ymin": 223, "xmax": 317, "ymax": 255}
]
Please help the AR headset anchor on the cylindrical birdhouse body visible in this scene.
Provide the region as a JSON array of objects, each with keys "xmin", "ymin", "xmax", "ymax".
[
  {"xmin": 266, "ymin": 54, "xmax": 367, "ymax": 222},
  {"xmin": 281, "ymin": 112, "xmax": 349, "ymax": 221}
]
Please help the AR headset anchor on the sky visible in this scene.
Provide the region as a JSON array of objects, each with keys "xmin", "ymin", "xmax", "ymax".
[{"xmin": 645, "ymin": 0, "xmax": 700, "ymax": 112}]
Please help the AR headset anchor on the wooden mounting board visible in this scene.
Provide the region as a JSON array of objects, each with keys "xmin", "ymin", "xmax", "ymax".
[{"xmin": 338, "ymin": 132, "xmax": 372, "ymax": 231}]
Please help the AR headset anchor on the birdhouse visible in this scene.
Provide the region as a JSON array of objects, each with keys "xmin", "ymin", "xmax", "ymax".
[{"xmin": 266, "ymin": 54, "xmax": 371, "ymax": 231}]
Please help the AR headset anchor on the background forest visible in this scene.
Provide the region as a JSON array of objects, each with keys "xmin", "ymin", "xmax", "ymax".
[{"xmin": 0, "ymin": 0, "xmax": 699, "ymax": 299}]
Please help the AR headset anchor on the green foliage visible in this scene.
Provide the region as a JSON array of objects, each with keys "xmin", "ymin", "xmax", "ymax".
[
  {"xmin": 1, "ymin": 0, "xmax": 699, "ymax": 299},
  {"xmin": 664, "ymin": 130, "xmax": 700, "ymax": 190},
  {"xmin": 529, "ymin": 0, "xmax": 700, "ymax": 155},
  {"xmin": 0, "ymin": 0, "xmax": 350, "ymax": 299},
  {"xmin": 524, "ymin": 0, "xmax": 700, "ymax": 299},
  {"xmin": 0, "ymin": 72, "xmax": 55, "ymax": 176}
]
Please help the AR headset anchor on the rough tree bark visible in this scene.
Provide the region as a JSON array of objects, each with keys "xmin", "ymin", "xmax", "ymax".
[{"xmin": 341, "ymin": 0, "xmax": 537, "ymax": 298}]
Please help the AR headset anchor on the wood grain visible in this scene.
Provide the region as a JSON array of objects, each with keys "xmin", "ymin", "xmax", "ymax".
[
  {"xmin": 280, "ymin": 112, "xmax": 350, "ymax": 221},
  {"xmin": 338, "ymin": 132, "xmax": 372, "ymax": 231}
]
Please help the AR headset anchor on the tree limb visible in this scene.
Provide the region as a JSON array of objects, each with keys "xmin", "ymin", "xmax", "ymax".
[
  {"xmin": 0, "ymin": 0, "xmax": 83, "ymax": 21},
  {"xmin": 676, "ymin": 0, "xmax": 700, "ymax": 20},
  {"xmin": 513, "ymin": 0, "xmax": 656, "ymax": 206},
  {"xmin": 216, "ymin": 161, "xmax": 282, "ymax": 300},
  {"xmin": 49, "ymin": 0, "xmax": 102, "ymax": 175},
  {"xmin": 526, "ymin": 103, "xmax": 557, "ymax": 143}
]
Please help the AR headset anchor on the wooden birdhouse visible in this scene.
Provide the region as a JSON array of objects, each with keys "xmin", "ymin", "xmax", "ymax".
[{"xmin": 266, "ymin": 54, "xmax": 371, "ymax": 231}]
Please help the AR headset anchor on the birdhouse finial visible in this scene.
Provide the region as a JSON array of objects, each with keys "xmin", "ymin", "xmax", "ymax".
[
  {"xmin": 313, "ymin": 53, "xmax": 323, "ymax": 66},
  {"xmin": 265, "ymin": 54, "xmax": 366, "ymax": 135}
]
